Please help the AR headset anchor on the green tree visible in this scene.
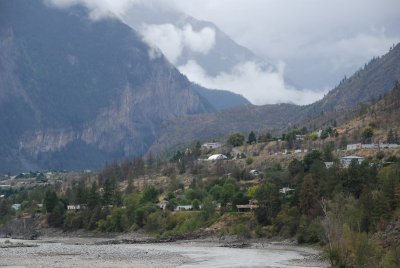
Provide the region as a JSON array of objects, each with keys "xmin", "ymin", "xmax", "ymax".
[
  {"xmin": 140, "ymin": 186, "xmax": 159, "ymax": 204},
  {"xmin": 254, "ymin": 183, "xmax": 281, "ymax": 225},
  {"xmin": 87, "ymin": 182, "xmax": 100, "ymax": 210},
  {"xmin": 44, "ymin": 190, "xmax": 58, "ymax": 213},
  {"xmin": 323, "ymin": 142, "xmax": 335, "ymax": 162},
  {"xmin": 191, "ymin": 199, "xmax": 200, "ymax": 210},
  {"xmin": 200, "ymin": 197, "xmax": 216, "ymax": 221},
  {"xmin": 288, "ymin": 159, "xmax": 304, "ymax": 176},
  {"xmin": 379, "ymin": 165, "xmax": 400, "ymax": 211},
  {"xmin": 247, "ymin": 131, "xmax": 257, "ymax": 144},
  {"xmin": 303, "ymin": 150, "xmax": 323, "ymax": 172},
  {"xmin": 387, "ymin": 129, "xmax": 396, "ymax": 143},
  {"xmin": 299, "ymin": 175, "xmax": 318, "ymax": 217},
  {"xmin": 258, "ymin": 132, "xmax": 272, "ymax": 143},
  {"xmin": 102, "ymin": 178, "xmax": 116, "ymax": 205},
  {"xmin": 47, "ymin": 201, "xmax": 66, "ymax": 227},
  {"xmin": 0, "ymin": 199, "xmax": 11, "ymax": 222},
  {"xmin": 74, "ymin": 180, "xmax": 87, "ymax": 204},
  {"xmin": 362, "ymin": 127, "xmax": 374, "ymax": 143},
  {"xmin": 227, "ymin": 133, "xmax": 245, "ymax": 147}
]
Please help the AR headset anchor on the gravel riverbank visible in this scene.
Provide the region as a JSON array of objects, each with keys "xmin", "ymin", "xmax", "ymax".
[{"xmin": 0, "ymin": 237, "xmax": 329, "ymax": 267}]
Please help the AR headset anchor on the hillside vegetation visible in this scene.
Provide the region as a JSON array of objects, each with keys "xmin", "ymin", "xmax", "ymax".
[{"xmin": 2, "ymin": 84, "xmax": 400, "ymax": 267}]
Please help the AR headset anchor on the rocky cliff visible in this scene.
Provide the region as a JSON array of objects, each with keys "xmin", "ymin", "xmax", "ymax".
[{"xmin": 0, "ymin": 0, "xmax": 214, "ymax": 172}]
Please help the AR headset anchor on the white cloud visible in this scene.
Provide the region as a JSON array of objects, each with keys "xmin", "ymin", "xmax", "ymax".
[
  {"xmin": 178, "ymin": 60, "xmax": 326, "ymax": 105},
  {"xmin": 45, "ymin": 0, "xmax": 134, "ymax": 20},
  {"xmin": 140, "ymin": 23, "xmax": 216, "ymax": 64},
  {"xmin": 182, "ymin": 25, "xmax": 216, "ymax": 54},
  {"xmin": 140, "ymin": 24, "xmax": 183, "ymax": 63},
  {"xmin": 173, "ymin": 0, "xmax": 400, "ymax": 90},
  {"xmin": 45, "ymin": 0, "xmax": 400, "ymax": 103}
]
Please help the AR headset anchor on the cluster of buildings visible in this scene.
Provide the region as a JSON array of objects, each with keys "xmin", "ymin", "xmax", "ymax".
[
  {"xmin": 347, "ymin": 143, "xmax": 399, "ymax": 150},
  {"xmin": 324, "ymin": 155, "xmax": 366, "ymax": 168}
]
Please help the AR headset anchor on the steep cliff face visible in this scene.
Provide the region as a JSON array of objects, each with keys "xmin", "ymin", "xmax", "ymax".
[{"xmin": 0, "ymin": 0, "xmax": 213, "ymax": 172}]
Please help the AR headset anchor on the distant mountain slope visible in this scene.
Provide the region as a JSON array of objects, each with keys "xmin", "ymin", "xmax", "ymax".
[
  {"xmin": 191, "ymin": 84, "xmax": 250, "ymax": 111},
  {"xmin": 121, "ymin": 4, "xmax": 261, "ymax": 109},
  {"xmin": 122, "ymin": 5, "xmax": 264, "ymax": 77},
  {"xmin": 314, "ymin": 44, "xmax": 400, "ymax": 112},
  {"xmin": 148, "ymin": 103, "xmax": 302, "ymax": 154},
  {"xmin": 336, "ymin": 81, "xmax": 400, "ymax": 144},
  {"xmin": 149, "ymin": 44, "xmax": 400, "ymax": 155},
  {"xmin": 0, "ymin": 0, "xmax": 214, "ymax": 173}
]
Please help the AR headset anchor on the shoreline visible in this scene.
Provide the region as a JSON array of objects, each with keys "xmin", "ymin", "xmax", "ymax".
[{"xmin": 0, "ymin": 235, "xmax": 329, "ymax": 268}]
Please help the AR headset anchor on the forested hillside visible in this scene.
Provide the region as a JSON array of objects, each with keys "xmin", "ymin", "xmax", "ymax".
[{"xmin": 2, "ymin": 84, "xmax": 400, "ymax": 267}]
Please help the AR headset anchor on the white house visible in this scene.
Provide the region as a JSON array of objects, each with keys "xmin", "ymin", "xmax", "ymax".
[
  {"xmin": 202, "ymin": 142, "xmax": 222, "ymax": 149},
  {"xmin": 340, "ymin": 156, "xmax": 365, "ymax": 167},
  {"xmin": 207, "ymin": 154, "xmax": 228, "ymax": 161},
  {"xmin": 324, "ymin": 162, "xmax": 334, "ymax": 168},
  {"xmin": 279, "ymin": 187, "xmax": 295, "ymax": 194},
  {"xmin": 158, "ymin": 200, "xmax": 169, "ymax": 210},
  {"xmin": 11, "ymin": 204, "xmax": 21, "ymax": 211},
  {"xmin": 175, "ymin": 205, "xmax": 193, "ymax": 211},
  {"xmin": 67, "ymin": 204, "xmax": 85, "ymax": 211}
]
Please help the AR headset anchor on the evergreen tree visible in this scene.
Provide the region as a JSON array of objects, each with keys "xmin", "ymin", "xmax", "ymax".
[
  {"xmin": 44, "ymin": 190, "xmax": 58, "ymax": 213},
  {"xmin": 362, "ymin": 127, "xmax": 373, "ymax": 143},
  {"xmin": 47, "ymin": 201, "xmax": 66, "ymax": 227},
  {"xmin": 0, "ymin": 199, "xmax": 11, "ymax": 221},
  {"xmin": 74, "ymin": 180, "xmax": 87, "ymax": 204},
  {"xmin": 247, "ymin": 131, "xmax": 257, "ymax": 144},
  {"xmin": 87, "ymin": 182, "xmax": 100, "ymax": 209},
  {"xmin": 387, "ymin": 129, "xmax": 395, "ymax": 143},
  {"xmin": 299, "ymin": 175, "xmax": 318, "ymax": 217},
  {"xmin": 102, "ymin": 178, "xmax": 116, "ymax": 205},
  {"xmin": 254, "ymin": 183, "xmax": 281, "ymax": 225}
]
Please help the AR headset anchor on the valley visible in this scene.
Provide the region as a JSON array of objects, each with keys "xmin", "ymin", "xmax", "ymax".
[{"xmin": 1, "ymin": 1, "xmax": 400, "ymax": 267}]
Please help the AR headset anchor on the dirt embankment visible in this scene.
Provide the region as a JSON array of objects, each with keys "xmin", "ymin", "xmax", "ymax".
[{"xmin": 0, "ymin": 216, "xmax": 43, "ymax": 239}]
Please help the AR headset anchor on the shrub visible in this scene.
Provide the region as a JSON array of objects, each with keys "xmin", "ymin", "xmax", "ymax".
[
  {"xmin": 296, "ymin": 216, "xmax": 323, "ymax": 244},
  {"xmin": 246, "ymin": 157, "xmax": 254, "ymax": 165},
  {"xmin": 64, "ymin": 212, "xmax": 84, "ymax": 230}
]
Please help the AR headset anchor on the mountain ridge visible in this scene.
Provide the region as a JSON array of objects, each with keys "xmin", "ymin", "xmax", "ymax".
[
  {"xmin": 149, "ymin": 43, "xmax": 400, "ymax": 155},
  {"xmin": 0, "ymin": 0, "xmax": 216, "ymax": 173}
]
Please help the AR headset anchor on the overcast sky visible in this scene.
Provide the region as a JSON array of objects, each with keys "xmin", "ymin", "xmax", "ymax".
[
  {"xmin": 173, "ymin": 0, "xmax": 400, "ymax": 88},
  {"xmin": 47, "ymin": 0, "xmax": 400, "ymax": 105}
]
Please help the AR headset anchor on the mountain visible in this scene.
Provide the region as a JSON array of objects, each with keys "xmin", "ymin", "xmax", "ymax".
[
  {"xmin": 314, "ymin": 44, "xmax": 400, "ymax": 112},
  {"xmin": 1, "ymin": 0, "xmax": 399, "ymax": 173},
  {"xmin": 0, "ymin": 0, "xmax": 216, "ymax": 173},
  {"xmin": 336, "ymin": 81, "xmax": 400, "ymax": 144},
  {"xmin": 190, "ymin": 84, "xmax": 251, "ymax": 111},
  {"xmin": 122, "ymin": 5, "xmax": 265, "ymax": 77},
  {"xmin": 121, "ymin": 4, "xmax": 254, "ymax": 110},
  {"xmin": 149, "ymin": 43, "xmax": 400, "ymax": 155}
]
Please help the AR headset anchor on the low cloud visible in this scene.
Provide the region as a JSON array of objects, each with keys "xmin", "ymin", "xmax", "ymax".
[
  {"xmin": 173, "ymin": 0, "xmax": 400, "ymax": 90},
  {"xmin": 140, "ymin": 24, "xmax": 216, "ymax": 64},
  {"xmin": 45, "ymin": 0, "xmax": 134, "ymax": 20},
  {"xmin": 178, "ymin": 60, "xmax": 326, "ymax": 105}
]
